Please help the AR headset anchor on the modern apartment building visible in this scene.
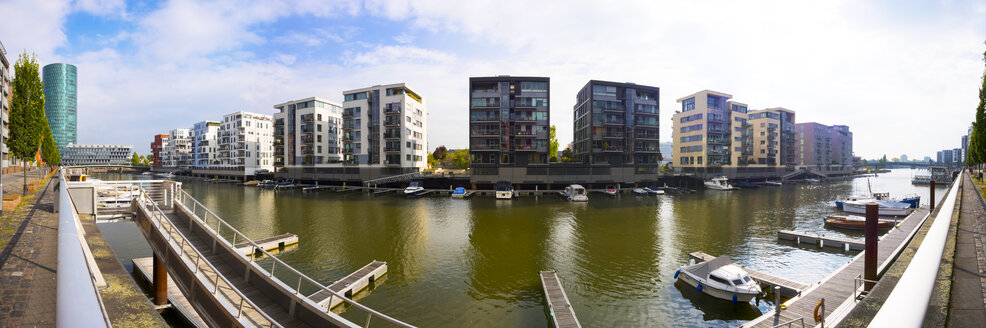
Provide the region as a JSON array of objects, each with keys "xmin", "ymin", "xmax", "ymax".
[
  {"xmin": 572, "ymin": 80, "xmax": 660, "ymax": 166},
  {"xmin": 795, "ymin": 123, "xmax": 853, "ymax": 166},
  {"xmin": 62, "ymin": 144, "xmax": 132, "ymax": 166},
  {"xmin": 163, "ymin": 128, "xmax": 192, "ymax": 168},
  {"xmin": 672, "ymin": 90, "xmax": 738, "ymax": 167},
  {"xmin": 42, "ymin": 63, "xmax": 78, "ymax": 155},
  {"xmin": 0, "ymin": 40, "xmax": 11, "ymax": 168},
  {"xmin": 192, "ymin": 121, "xmax": 220, "ymax": 167},
  {"xmin": 151, "ymin": 134, "xmax": 168, "ymax": 167},
  {"xmin": 741, "ymin": 108, "xmax": 796, "ymax": 166},
  {"xmin": 469, "ymin": 76, "xmax": 549, "ymax": 168},
  {"xmin": 342, "ymin": 83, "xmax": 427, "ymax": 170},
  {"xmin": 217, "ymin": 111, "xmax": 274, "ymax": 174},
  {"xmin": 273, "ymin": 97, "xmax": 344, "ymax": 168}
]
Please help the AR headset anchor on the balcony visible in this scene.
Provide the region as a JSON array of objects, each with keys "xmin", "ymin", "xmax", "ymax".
[
  {"xmin": 384, "ymin": 119, "xmax": 401, "ymax": 127},
  {"xmin": 471, "ymin": 130, "xmax": 499, "ymax": 136},
  {"xmin": 600, "ymin": 119, "xmax": 625, "ymax": 126},
  {"xmin": 472, "ymin": 144, "xmax": 500, "ymax": 151},
  {"xmin": 384, "ymin": 133, "xmax": 400, "ymax": 139},
  {"xmin": 601, "ymin": 132, "xmax": 624, "ymax": 139},
  {"xmin": 514, "ymin": 130, "xmax": 545, "ymax": 137},
  {"xmin": 514, "ymin": 145, "xmax": 546, "ymax": 152},
  {"xmin": 384, "ymin": 104, "xmax": 402, "ymax": 115},
  {"xmin": 384, "ymin": 147, "xmax": 401, "ymax": 152}
]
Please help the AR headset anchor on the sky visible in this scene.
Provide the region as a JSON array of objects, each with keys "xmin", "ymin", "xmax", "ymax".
[{"xmin": 0, "ymin": 0, "xmax": 984, "ymax": 160}]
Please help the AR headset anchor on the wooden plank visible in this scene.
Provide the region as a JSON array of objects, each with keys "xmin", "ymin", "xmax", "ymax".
[
  {"xmin": 539, "ymin": 271, "xmax": 581, "ymax": 328},
  {"xmin": 132, "ymin": 257, "xmax": 208, "ymax": 328},
  {"xmin": 233, "ymin": 233, "xmax": 298, "ymax": 256},
  {"xmin": 309, "ymin": 261, "xmax": 387, "ymax": 309},
  {"xmin": 778, "ymin": 230, "xmax": 865, "ymax": 251}
]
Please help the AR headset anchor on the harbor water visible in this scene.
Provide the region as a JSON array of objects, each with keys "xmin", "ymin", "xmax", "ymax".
[{"xmin": 95, "ymin": 169, "xmax": 946, "ymax": 327}]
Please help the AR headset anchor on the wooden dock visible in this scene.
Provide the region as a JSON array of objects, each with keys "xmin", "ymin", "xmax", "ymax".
[
  {"xmin": 132, "ymin": 257, "xmax": 208, "ymax": 328},
  {"xmin": 689, "ymin": 252, "xmax": 811, "ymax": 298},
  {"xmin": 309, "ymin": 261, "xmax": 388, "ymax": 310},
  {"xmin": 233, "ymin": 233, "xmax": 298, "ymax": 256},
  {"xmin": 777, "ymin": 230, "xmax": 865, "ymax": 251},
  {"xmin": 742, "ymin": 206, "xmax": 932, "ymax": 327},
  {"xmin": 539, "ymin": 271, "xmax": 581, "ymax": 328},
  {"xmin": 372, "ymin": 188, "xmax": 398, "ymax": 195}
]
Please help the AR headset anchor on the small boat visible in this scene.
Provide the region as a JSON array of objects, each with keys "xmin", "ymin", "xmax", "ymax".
[
  {"xmin": 911, "ymin": 174, "xmax": 932, "ymax": 184},
  {"xmin": 158, "ymin": 172, "xmax": 176, "ymax": 178},
  {"xmin": 275, "ymin": 179, "xmax": 296, "ymax": 189},
  {"xmin": 451, "ymin": 187, "xmax": 467, "ymax": 199},
  {"xmin": 644, "ymin": 186, "xmax": 665, "ymax": 194},
  {"xmin": 675, "ymin": 256, "xmax": 762, "ymax": 303},
  {"xmin": 834, "ymin": 194, "xmax": 873, "ymax": 209},
  {"xmin": 141, "ymin": 172, "xmax": 154, "ymax": 175},
  {"xmin": 762, "ymin": 180, "xmax": 782, "ymax": 186},
  {"xmin": 603, "ymin": 184, "xmax": 619, "ymax": 196},
  {"xmin": 404, "ymin": 181, "xmax": 425, "ymax": 195},
  {"xmin": 734, "ymin": 181, "xmax": 759, "ymax": 189},
  {"xmin": 257, "ymin": 180, "xmax": 276, "ymax": 188},
  {"xmin": 302, "ymin": 185, "xmax": 326, "ymax": 192},
  {"xmin": 824, "ymin": 215, "xmax": 895, "ymax": 231},
  {"xmin": 804, "ymin": 178, "xmax": 821, "ymax": 183},
  {"xmin": 633, "ymin": 188, "xmax": 649, "ymax": 195},
  {"xmin": 842, "ymin": 199, "xmax": 912, "ymax": 216},
  {"xmin": 704, "ymin": 176, "xmax": 736, "ymax": 191},
  {"xmin": 563, "ymin": 184, "xmax": 589, "ymax": 202},
  {"xmin": 495, "ymin": 181, "xmax": 514, "ymax": 200}
]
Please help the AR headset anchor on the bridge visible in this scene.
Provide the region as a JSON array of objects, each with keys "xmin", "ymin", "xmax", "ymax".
[{"xmin": 852, "ymin": 161, "xmax": 942, "ymax": 169}]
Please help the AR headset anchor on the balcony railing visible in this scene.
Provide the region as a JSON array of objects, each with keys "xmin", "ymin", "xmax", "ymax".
[{"xmin": 472, "ymin": 144, "xmax": 499, "ymax": 150}]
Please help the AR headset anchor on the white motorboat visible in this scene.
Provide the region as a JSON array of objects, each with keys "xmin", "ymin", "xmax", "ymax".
[
  {"xmin": 675, "ymin": 256, "xmax": 762, "ymax": 303},
  {"xmin": 563, "ymin": 184, "xmax": 589, "ymax": 202},
  {"xmin": 495, "ymin": 181, "xmax": 514, "ymax": 200},
  {"xmin": 275, "ymin": 179, "xmax": 296, "ymax": 189},
  {"xmin": 158, "ymin": 172, "xmax": 176, "ymax": 178},
  {"xmin": 704, "ymin": 176, "xmax": 736, "ymax": 191},
  {"xmin": 805, "ymin": 178, "xmax": 821, "ymax": 183},
  {"xmin": 404, "ymin": 181, "xmax": 425, "ymax": 195},
  {"xmin": 762, "ymin": 180, "xmax": 782, "ymax": 186},
  {"xmin": 841, "ymin": 199, "xmax": 912, "ymax": 216},
  {"xmin": 633, "ymin": 188, "xmax": 649, "ymax": 195},
  {"xmin": 644, "ymin": 186, "xmax": 666, "ymax": 195},
  {"xmin": 603, "ymin": 185, "xmax": 619, "ymax": 196}
]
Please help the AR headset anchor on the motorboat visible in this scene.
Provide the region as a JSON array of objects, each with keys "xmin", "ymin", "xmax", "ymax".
[
  {"xmin": 158, "ymin": 172, "xmax": 176, "ymax": 178},
  {"xmin": 834, "ymin": 194, "xmax": 873, "ymax": 209},
  {"xmin": 911, "ymin": 173, "xmax": 932, "ymax": 184},
  {"xmin": 633, "ymin": 188, "xmax": 649, "ymax": 195},
  {"xmin": 563, "ymin": 184, "xmax": 589, "ymax": 202},
  {"xmin": 704, "ymin": 176, "xmax": 736, "ymax": 191},
  {"xmin": 604, "ymin": 185, "xmax": 619, "ymax": 196},
  {"xmin": 275, "ymin": 179, "xmax": 296, "ymax": 190},
  {"xmin": 644, "ymin": 186, "xmax": 665, "ymax": 194},
  {"xmin": 495, "ymin": 181, "xmax": 514, "ymax": 200},
  {"xmin": 898, "ymin": 195, "xmax": 920, "ymax": 209},
  {"xmin": 451, "ymin": 187, "xmax": 467, "ymax": 199},
  {"xmin": 824, "ymin": 215, "xmax": 895, "ymax": 231},
  {"xmin": 404, "ymin": 181, "xmax": 425, "ymax": 195},
  {"xmin": 257, "ymin": 180, "xmax": 276, "ymax": 188},
  {"xmin": 762, "ymin": 180, "xmax": 782, "ymax": 186},
  {"xmin": 734, "ymin": 181, "xmax": 759, "ymax": 189},
  {"xmin": 842, "ymin": 199, "xmax": 912, "ymax": 216},
  {"xmin": 675, "ymin": 256, "xmax": 762, "ymax": 303},
  {"xmin": 804, "ymin": 178, "xmax": 821, "ymax": 183}
]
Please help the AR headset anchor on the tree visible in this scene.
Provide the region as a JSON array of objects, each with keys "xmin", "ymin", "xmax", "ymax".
[
  {"xmin": 549, "ymin": 125, "xmax": 559, "ymax": 162},
  {"xmin": 447, "ymin": 149, "xmax": 470, "ymax": 169},
  {"xmin": 427, "ymin": 152, "xmax": 439, "ymax": 168},
  {"xmin": 559, "ymin": 143, "xmax": 577, "ymax": 162},
  {"xmin": 891, "ymin": 157, "xmax": 900, "ymax": 162},
  {"xmin": 7, "ymin": 52, "xmax": 46, "ymax": 193},
  {"xmin": 969, "ymin": 43, "xmax": 986, "ymax": 168},
  {"xmin": 40, "ymin": 125, "xmax": 59, "ymax": 167},
  {"xmin": 131, "ymin": 152, "xmax": 141, "ymax": 166},
  {"xmin": 432, "ymin": 145, "xmax": 448, "ymax": 160}
]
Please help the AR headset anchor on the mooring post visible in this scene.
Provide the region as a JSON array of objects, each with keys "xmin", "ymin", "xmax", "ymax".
[
  {"xmin": 774, "ymin": 286, "xmax": 781, "ymax": 316},
  {"xmin": 864, "ymin": 202, "xmax": 879, "ymax": 291},
  {"xmin": 929, "ymin": 180, "xmax": 936, "ymax": 210},
  {"xmin": 153, "ymin": 253, "xmax": 168, "ymax": 305}
]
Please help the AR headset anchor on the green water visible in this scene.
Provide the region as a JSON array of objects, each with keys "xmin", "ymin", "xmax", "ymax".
[{"xmin": 96, "ymin": 169, "xmax": 946, "ymax": 327}]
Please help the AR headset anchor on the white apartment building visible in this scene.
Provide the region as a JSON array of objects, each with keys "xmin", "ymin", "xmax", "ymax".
[
  {"xmin": 273, "ymin": 97, "xmax": 344, "ymax": 168},
  {"xmin": 163, "ymin": 128, "xmax": 192, "ymax": 168},
  {"xmin": 192, "ymin": 120, "xmax": 220, "ymax": 167},
  {"xmin": 62, "ymin": 143, "xmax": 133, "ymax": 166},
  {"xmin": 342, "ymin": 83, "xmax": 428, "ymax": 170},
  {"xmin": 217, "ymin": 111, "xmax": 274, "ymax": 174}
]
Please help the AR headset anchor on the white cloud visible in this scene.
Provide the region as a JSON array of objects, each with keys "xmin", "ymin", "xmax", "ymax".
[
  {"xmin": 348, "ymin": 45, "xmax": 456, "ymax": 66},
  {"xmin": 74, "ymin": 0, "xmax": 127, "ymax": 19},
  {"xmin": 0, "ymin": 0, "xmax": 72, "ymax": 63},
  {"xmin": 393, "ymin": 32, "xmax": 414, "ymax": 44}
]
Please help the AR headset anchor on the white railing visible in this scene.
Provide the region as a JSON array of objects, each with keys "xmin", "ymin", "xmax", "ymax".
[
  {"xmin": 135, "ymin": 188, "xmax": 282, "ymax": 328},
  {"xmin": 56, "ymin": 171, "xmax": 111, "ymax": 328},
  {"xmin": 176, "ymin": 188, "xmax": 416, "ymax": 328},
  {"xmin": 867, "ymin": 172, "xmax": 963, "ymax": 327}
]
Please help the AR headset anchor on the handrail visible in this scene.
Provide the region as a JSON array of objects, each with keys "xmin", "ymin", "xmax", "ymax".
[
  {"xmin": 772, "ymin": 317, "xmax": 805, "ymax": 328},
  {"xmin": 134, "ymin": 188, "xmax": 282, "ymax": 328},
  {"xmin": 56, "ymin": 170, "xmax": 111, "ymax": 328},
  {"xmin": 868, "ymin": 172, "xmax": 963, "ymax": 327},
  {"xmin": 175, "ymin": 188, "xmax": 416, "ymax": 328}
]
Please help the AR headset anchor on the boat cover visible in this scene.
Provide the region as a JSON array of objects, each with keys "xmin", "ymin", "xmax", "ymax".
[{"xmin": 684, "ymin": 255, "xmax": 733, "ymax": 277}]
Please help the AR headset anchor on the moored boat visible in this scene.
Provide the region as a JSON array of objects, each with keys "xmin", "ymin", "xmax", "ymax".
[
  {"xmin": 495, "ymin": 181, "xmax": 514, "ymax": 200},
  {"xmin": 451, "ymin": 187, "xmax": 467, "ymax": 199},
  {"xmin": 633, "ymin": 188, "xmax": 649, "ymax": 195},
  {"xmin": 734, "ymin": 181, "xmax": 759, "ymax": 189},
  {"xmin": 824, "ymin": 215, "xmax": 895, "ymax": 231},
  {"xmin": 674, "ymin": 256, "xmax": 761, "ymax": 303},
  {"xmin": 704, "ymin": 176, "xmax": 736, "ymax": 191},
  {"xmin": 842, "ymin": 199, "xmax": 912, "ymax": 216},
  {"xmin": 404, "ymin": 181, "xmax": 425, "ymax": 195},
  {"xmin": 762, "ymin": 180, "xmax": 782, "ymax": 186},
  {"xmin": 604, "ymin": 184, "xmax": 619, "ymax": 196},
  {"xmin": 563, "ymin": 184, "xmax": 589, "ymax": 202}
]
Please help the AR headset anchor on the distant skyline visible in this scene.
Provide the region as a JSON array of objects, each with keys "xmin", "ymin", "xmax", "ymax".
[{"xmin": 0, "ymin": 0, "xmax": 984, "ymax": 158}]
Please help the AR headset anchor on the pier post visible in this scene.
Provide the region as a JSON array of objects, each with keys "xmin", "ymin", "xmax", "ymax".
[
  {"xmin": 929, "ymin": 180, "xmax": 935, "ymax": 210},
  {"xmin": 153, "ymin": 253, "xmax": 168, "ymax": 305},
  {"xmin": 864, "ymin": 202, "xmax": 879, "ymax": 291}
]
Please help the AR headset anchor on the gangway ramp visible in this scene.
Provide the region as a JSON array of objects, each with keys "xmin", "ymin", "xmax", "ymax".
[
  {"xmin": 539, "ymin": 271, "xmax": 582, "ymax": 328},
  {"xmin": 309, "ymin": 261, "xmax": 388, "ymax": 309}
]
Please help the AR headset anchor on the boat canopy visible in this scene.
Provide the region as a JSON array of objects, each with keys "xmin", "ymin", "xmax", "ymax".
[{"xmin": 684, "ymin": 255, "xmax": 733, "ymax": 277}]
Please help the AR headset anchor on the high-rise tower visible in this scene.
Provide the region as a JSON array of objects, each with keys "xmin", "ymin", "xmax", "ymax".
[{"xmin": 42, "ymin": 63, "xmax": 77, "ymax": 155}]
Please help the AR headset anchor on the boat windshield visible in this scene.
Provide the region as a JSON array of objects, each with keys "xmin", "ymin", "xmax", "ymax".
[
  {"xmin": 743, "ymin": 276, "xmax": 751, "ymax": 283},
  {"xmin": 732, "ymin": 279, "xmax": 743, "ymax": 285}
]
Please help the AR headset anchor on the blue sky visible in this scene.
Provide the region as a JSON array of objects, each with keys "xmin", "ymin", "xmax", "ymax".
[{"xmin": 1, "ymin": 0, "xmax": 985, "ymax": 159}]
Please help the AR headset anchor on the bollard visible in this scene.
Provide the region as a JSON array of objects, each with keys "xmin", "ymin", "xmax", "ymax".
[
  {"xmin": 774, "ymin": 286, "xmax": 782, "ymax": 315},
  {"xmin": 864, "ymin": 202, "xmax": 879, "ymax": 291},
  {"xmin": 929, "ymin": 180, "xmax": 935, "ymax": 210},
  {"xmin": 153, "ymin": 253, "xmax": 168, "ymax": 305}
]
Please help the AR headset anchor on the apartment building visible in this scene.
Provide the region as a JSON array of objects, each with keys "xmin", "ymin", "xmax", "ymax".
[
  {"xmin": 672, "ymin": 90, "xmax": 737, "ymax": 167},
  {"xmin": 162, "ymin": 128, "xmax": 192, "ymax": 168},
  {"xmin": 192, "ymin": 121, "xmax": 220, "ymax": 167},
  {"xmin": 342, "ymin": 83, "xmax": 427, "ymax": 170},
  {"xmin": 469, "ymin": 76, "xmax": 549, "ymax": 168},
  {"xmin": 273, "ymin": 97, "xmax": 344, "ymax": 168},
  {"xmin": 573, "ymin": 80, "xmax": 660, "ymax": 166},
  {"xmin": 795, "ymin": 123, "xmax": 853, "ymax": 166},
  {"xmin": 0, "ymin": 40, "xmax": 11, "ymax": 169},
  {"xmin": 216, "ymin": 111, "xmax": 274, "ymax": 174},
  {"xmin": 62, "ymin": 144, "xmax": 133, "ymax": 166},
  {"xmin": 741, "ymin": 108, "xmax": 796, "ymax": 166},
  {"xmin": 151, "ymin": 134, "xmax": 168, "ymax": 167}
]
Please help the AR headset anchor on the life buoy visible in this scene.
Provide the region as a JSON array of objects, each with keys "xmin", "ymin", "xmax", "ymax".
[
  {"xmin": 813, "ymin": 301, "xmax": 823, "ymax": 322},
  {"xmin": 696, "ymin": 283, "xmax": 703, "ymax": 291},
  {"xmin": 674, "ymin": 269, "xmax": 680, "ymax": 279}
]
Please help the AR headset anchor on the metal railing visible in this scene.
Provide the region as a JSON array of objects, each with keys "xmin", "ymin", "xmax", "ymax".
[
  {"xmin": 175, "ymin": 189, "xmax": 416, "ymax": 327},
  {"xmin": 868, "ymin": 172, "xmax": 963, "ymax": 327},
  {"xmin": 772, "ymin": 317, "xmax": 805, "ymax": 328},
  {"xmin": 56, "ymin": 171, "xmax": 111, "ymax": 328},
  {"xmin": 134, "ymin": 187, "xmax": 281, "ymax": 327},
  {"xmin": 852, "ymin": 274, "xmax": 878, "ymax": 300}
]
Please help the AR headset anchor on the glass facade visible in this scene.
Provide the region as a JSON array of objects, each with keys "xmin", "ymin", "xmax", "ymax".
[{"xmin": 43, "ymin": 63, "xmax": 77, "ymax": 155}]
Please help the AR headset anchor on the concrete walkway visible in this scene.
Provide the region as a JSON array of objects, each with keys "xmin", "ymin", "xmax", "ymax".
[
  {"xmin": 0, "ymin": 169, "xmax": 44, "ymax": 196},
  {"xmin": 0, "ymin": 179, "xmax": 57, "ymax": 327},
  {"xmin": 948, "ymin": 173, "xmax": 986, "ymax": 327}
]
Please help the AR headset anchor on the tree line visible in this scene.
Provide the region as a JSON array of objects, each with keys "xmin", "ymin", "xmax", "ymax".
[{"xmin": 968, "ymin": 44, "xmax": 986, "ymax": 169}]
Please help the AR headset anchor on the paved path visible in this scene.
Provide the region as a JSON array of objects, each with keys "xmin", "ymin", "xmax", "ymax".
[
  {"xmin": 0, "ymin": 179, "xmax": 57, "ymax": 327},
  {"xmin": 0, "ymin": 169, "xmax": 44, "ymax": 196},
  {"xmin": 949, "ymin": 173, "xmax": 986, "ymax": 327}
]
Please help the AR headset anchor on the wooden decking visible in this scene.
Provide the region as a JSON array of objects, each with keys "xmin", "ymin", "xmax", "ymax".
[
  {"xmin": 132, "ymin": 257, "xmax": 208, "ymax": 328},
  {"xmin": 689, "ymin": 252, "xmax": 811, "ymax": 298},
  {"xmin": 539, "ymin": 271, "xmax": 581, "ymax": 328},
  {"xmin": 309, "ymin": 261, "xmax": 388, "ymax": 309},
  {"xmin": 233, "ymin": 233, "xmax": 298, "ymax": 256},
  {"xmin": 742, "ymin": 206, "xmax": 932, "ymax": 327},
  {"xmin": 777, "ymin": 230, "xmax": 865, "ymax": 251}
]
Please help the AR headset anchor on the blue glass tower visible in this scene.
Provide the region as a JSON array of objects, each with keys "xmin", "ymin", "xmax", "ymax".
[{"xmin": 42, "ymin": 63, "xmax": 77, "ymax": 155}]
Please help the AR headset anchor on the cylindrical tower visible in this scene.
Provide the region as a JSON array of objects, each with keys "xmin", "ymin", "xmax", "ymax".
[{"xmin": 42, "ymin": 63, "xmax": 77, "ymax": 155}]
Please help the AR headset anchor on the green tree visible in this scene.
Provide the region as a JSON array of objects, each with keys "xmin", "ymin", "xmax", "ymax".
[
  {"xmin": 559, "ymin": 143, "xmax": 577, "ymax": 162},
  {"xmin": 448, "ymin": 149, "xmax": 470, "ymax": 169},
  {"xmin": 549, "ymin": 125, "xmax": 559, "ymax": 162},
  {"xmin": 432, "ymin": 145, "xmax": 448, "ymax": 160},
  {"xmin": 969, "ymin": 44, "xmax": 986, "ymax": 168},
  {"xmin": 427, "ymin": 152, "xmax": 439, "ymax": 168},
  {"xmin": 7, "ymin": 52, "xmax": 46, "ymax": 193},
  {"xmin": 131, "ymin": 152, "xmax": 141, "ymax": 166},
  {"xmin": 40, "ymin": 125, "xmax": 59, "ymax": 167}
]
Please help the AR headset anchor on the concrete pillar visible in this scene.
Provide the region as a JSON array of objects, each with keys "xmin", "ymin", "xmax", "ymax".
[
  {"xmin": 929, "ymin": 180, "xmax": 936, "ymax": 210},
  {"xmin": 153, "ymin": 253, "xmax": 167, "ymax": 305},
  {"xmin": 864, "ymin": 202, "xmax": 879, "ymax": 291}
]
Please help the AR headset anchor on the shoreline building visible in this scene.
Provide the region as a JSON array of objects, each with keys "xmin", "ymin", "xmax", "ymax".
[
  {"xmin": 741, "ymin": 108, "xmax": 796, "ymax": 166},
  {"xmin": 163, "ymin": 128, "xmax": 192, "ymax": 168},
  {"xmin": 42, "ymin": 63, "xmax": 78, "ymax": 155},
  {"xmin": 794, "ymin": 123, "xmax": 853, "ymax": 166},
  {"xmin": 672, "ymin": 90, "xmax": 741, "ymax": 167},
  {"xmin": 469, "ymin": 76, "xmax": 550, "ymax": 173},
  {"xmin": 192, "ymin": 121, "xmax": 220, "ymax": 167},
  {"xmin": 217, "ymin": 111, "xmax": 274, "ymax": 174},
  {"xmin": 342, "ymin": 83, "xmax": 427, "ymax": 171},
  {"xmin": 0, "ymin": 40, "xmax": 11, "ymax": 170},
  {"xmin": 62, "ymin": 144, "xmax": 132, "ymax": 166},
  {"xmin": 573, "ymin": 80, "xmax": 661, "ymax": 166},
  {"xmin": 151, "ymin": 134, "xmax": 168, "ymax": 167},
  {"xmin": 273, "ymin": 97, "xmax": 344, "ymax": 169}
]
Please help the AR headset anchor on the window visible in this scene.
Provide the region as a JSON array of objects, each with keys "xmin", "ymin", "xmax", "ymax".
[
  {"xmin": 680, "ymin": 135, "xmax": 703, "ymax": 143},
  {"xmin": 592, "ymin": 85, "xmax": 617, "ymax": 97},
  {"xmin": 707, "ymin": 95, "xmax": 723, "ymax": 110},
  {"xmin": 732, "ymin": 279, "xmax": 744, "ymax": 285},
  {"xmin": 731, "ymin": 104, "xmax": 747, "ymax": 113},
  {"xmin": 680, "ymin": 124, "xmax": 703, "ymax": 133},
  {"xmin": 344, "ymin": 92, "xmax": 367, "ymax": 101},
  {"xmin": 680, "ymin": 145, "xmax": 703, "ymax": 153},
  {"xmin": 520, "ymin": 81, "xmax": 548, "ymax": 92},
  {"xmin": 681, "ymin": 113, "xmax": 703, "ymax": 123},
  {"xmin": 682, "ymin": 97, "xmax": 695, "ymax": 111}
]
